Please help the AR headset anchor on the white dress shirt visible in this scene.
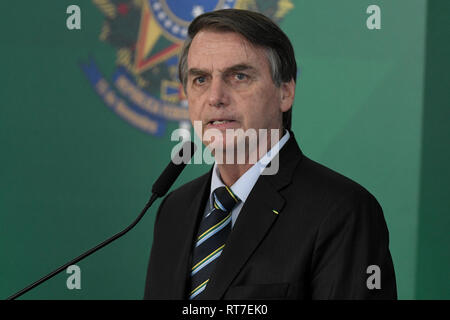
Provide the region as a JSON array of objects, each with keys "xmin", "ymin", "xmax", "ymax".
[{"xmin": 203, "ymin": 130, "xmax": 291, "ymax": 227}]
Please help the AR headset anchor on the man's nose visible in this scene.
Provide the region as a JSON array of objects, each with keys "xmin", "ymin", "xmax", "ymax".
[{"xmin": 208, "ymin": 77, "xmax": 229, "ymax": 107}]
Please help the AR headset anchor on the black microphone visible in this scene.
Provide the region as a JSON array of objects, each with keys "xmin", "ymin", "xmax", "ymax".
[{"xmin": 7, "ymin": 140, "xmax": 197, "ymax": 300}]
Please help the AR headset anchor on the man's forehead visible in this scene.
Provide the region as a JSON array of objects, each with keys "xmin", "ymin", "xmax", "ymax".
[{"xmin": 187, "ymin": 30, "xmax": 267, "ymax": 70}]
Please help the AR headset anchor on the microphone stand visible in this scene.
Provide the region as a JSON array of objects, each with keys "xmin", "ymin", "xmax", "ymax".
[
  {"xmin": 7, "ymin": 141, "xmax": 195, "ymax": 300},
  {"xmin": 7, "ymin": 193, "xmax": 158, "ymax": 300}
]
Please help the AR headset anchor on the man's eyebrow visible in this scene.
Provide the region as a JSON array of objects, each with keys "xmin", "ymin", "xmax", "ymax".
[
  {"xmin": 188, "ymin": 68, "xmax": 208, "ymax": 77},
  {"xmin": 224, "ymin": 64, "xmax": 257, "ymax": 74},
  {"xmin": 187, "ymin": 64, "xmax": 257, "ymax": 77}
]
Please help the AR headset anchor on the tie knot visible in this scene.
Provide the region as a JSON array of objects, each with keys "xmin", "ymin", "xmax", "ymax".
[{"xmin": 212, "ymin": 186, "xmax": 240, "ymax": 212}]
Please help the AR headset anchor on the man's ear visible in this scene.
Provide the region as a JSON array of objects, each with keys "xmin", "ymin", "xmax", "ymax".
[{"xmin": 280, "ymin": 79, "xmax": 296, "ymax": 112}]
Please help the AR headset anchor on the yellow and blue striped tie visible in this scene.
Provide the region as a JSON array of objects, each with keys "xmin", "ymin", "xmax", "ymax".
[{"xmin": 189, "ymin": 186, "xmax": 240, "ymax": 299}]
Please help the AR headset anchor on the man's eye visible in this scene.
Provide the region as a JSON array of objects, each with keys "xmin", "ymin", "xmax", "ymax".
[
  {"xmin": 194, "ymin": 76, "xmax": 206, "ymax": 84},
  {"xmin": 235, "ymin": 73, "xmax": 247, "ymax": 80}
]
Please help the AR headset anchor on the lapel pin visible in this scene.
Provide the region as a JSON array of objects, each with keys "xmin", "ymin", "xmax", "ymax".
[{"xmin": 272, "ymin": 209, "xmax": 279, "ymax": 215}]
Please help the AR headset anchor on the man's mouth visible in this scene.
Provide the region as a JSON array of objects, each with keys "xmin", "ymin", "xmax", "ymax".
[
  {"xmin": 209, "ymin": 120, "xmax": 234, "ymax": 125},
  {"xmin": 206, "ymin": 119, "xmax": 237, "ymax": 129}
]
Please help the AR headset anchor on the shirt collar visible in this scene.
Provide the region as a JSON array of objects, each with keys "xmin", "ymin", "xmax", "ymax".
[{"xmin": 209, "ymin": 130, "xmax": 290, "ymax": 204}]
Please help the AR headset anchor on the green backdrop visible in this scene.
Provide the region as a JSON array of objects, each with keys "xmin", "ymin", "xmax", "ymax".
[{"xmin": 1, "ymin": 0, "xmax": 448, "ymax": 299}]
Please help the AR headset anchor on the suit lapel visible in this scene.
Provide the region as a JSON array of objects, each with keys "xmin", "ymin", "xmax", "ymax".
[
  {"xmin": 170, "ymin": 169, "xmax": 212, "ymax": 299},
  {"xmin": 202, "ymin": 132, "xmax": 304, "ymax": 299}
]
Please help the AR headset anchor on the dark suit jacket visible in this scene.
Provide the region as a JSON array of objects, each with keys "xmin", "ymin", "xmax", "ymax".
[{"xmin": 144, "ymin": 131, "xmax": 397, "ymax": 299}]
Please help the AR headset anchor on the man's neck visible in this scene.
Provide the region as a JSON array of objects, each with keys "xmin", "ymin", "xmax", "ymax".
[
  {"xmin": 216, "ymin": 163, "xmax": 252, "ymax": 187},
  {"xmin": 216, "ymin": 127, "xmax": 285, "ymax": 186}
]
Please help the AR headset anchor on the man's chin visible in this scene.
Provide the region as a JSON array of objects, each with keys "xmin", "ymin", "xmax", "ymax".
[
  {"xmin": 204, "ymin": 139, "xmax": 231, "ymax": 154},
  {"xmin": 205, "ymin": 139, "xmax": 256, "ymax": 165}
]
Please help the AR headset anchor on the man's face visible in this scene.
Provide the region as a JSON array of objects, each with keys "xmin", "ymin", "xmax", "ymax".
[{"xmin": 185, "ymin": 30, "xmax": 294, "ymax": 154}]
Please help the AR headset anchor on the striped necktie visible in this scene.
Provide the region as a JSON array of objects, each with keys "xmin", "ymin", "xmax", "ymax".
[{"xmin": 189, "ymin": 186, "xmax": 240, "ymax": 299}]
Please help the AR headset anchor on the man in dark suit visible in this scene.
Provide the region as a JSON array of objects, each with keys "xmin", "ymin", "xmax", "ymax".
[{"xmin": 144, "ymin": 9, "xmax": 397, "ymax": 300}]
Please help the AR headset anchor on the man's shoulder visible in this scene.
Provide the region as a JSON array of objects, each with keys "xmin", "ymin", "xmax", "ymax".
[
  {"xmin": 277, "ymin": 154, "xmax": 387, "ymax": 235},
  {"xmin": 291, "ymin": 155, "xmax": 380, "ymax": 209},
  {"xmin": 279, "ymin": 134, "xmax": 377, "ymax": 205}
]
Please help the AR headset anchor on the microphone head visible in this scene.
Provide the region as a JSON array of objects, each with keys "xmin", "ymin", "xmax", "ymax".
[{"xmin": 151, "ymin": 141, "xmax": 197, "ymax": 197}]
